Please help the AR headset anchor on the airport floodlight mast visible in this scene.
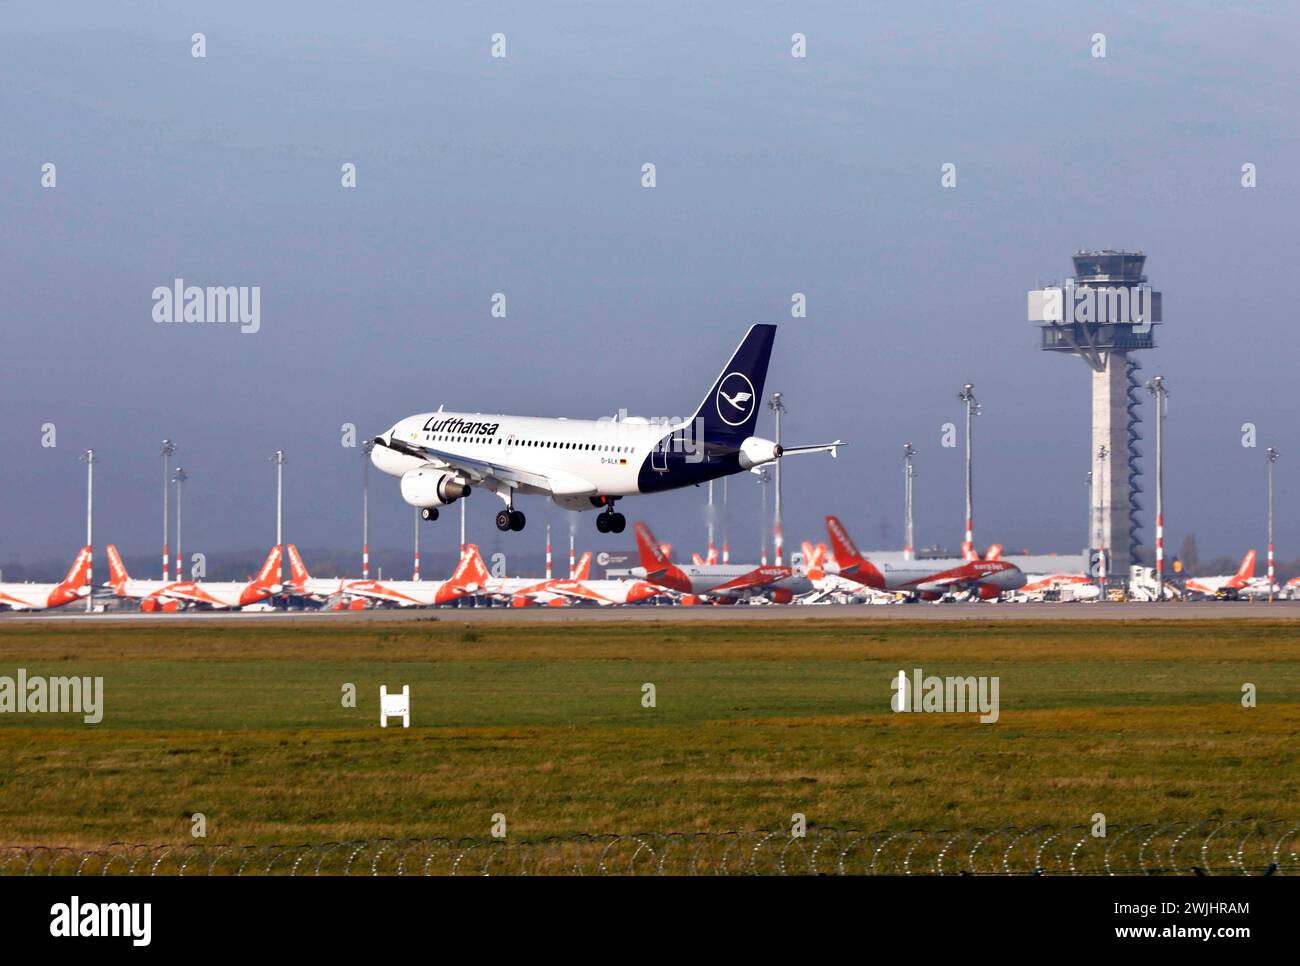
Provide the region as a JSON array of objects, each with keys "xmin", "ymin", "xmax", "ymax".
[
  {"xmin": 362, "ymin": 439, "xmax": 373, "ymax": 579},
  {"xmin": 1267, "ymin": 447, "xmax": 1279, "ymax": 603},
  {"xmin": 756, "ymin": 466, "xmax": 770, "ymax": 565},
  {"xmin": 957, "ymin": 384, "xmax": 978, "ymax": 557},
  {"xmin": 269, "ymin": 450, "xmax": 286, "ymax": 582},
  {"xmin": 903, "ymin": 442, "xmax": 916, "ymax": 561},
  {"xmin": 161, "ymin": 439, "xmax": 176, "ymax": 580},
  {"xmin": 173, "ymin": 467, "xmax": 188, "ymax": 581},
  {"xmin": 1029, "ymin": 251, "xmax": 1163, "ymax": 575},
  {"xmin": 81, "ymin": 449, "xmax": 96, "ymax": 613},
  {"xmin": 1146, "ymin": 375, "xmax": 1168, "ymax": 598},
  {"xmin": 768, "ymin": 392, "xmax": 787, "ymax": 566},
  {"xmin": 413, "ymin": 506, "xmax": 421, "ymax": 581},
  {"xmin": 707, "ymin": 480, "xmax": 715, "ymax": 562},
  {"xmin": 722, "ymin": 476, "xmax": 729, "ymax": 564}
]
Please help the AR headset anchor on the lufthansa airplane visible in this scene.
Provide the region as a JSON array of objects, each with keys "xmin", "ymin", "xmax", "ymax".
[{"xmin": 371, "ymin": 325, "xmax": 842, "ymax": 534}]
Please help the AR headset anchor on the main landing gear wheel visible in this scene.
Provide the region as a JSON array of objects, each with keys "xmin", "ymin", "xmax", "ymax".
[
  {"xmin": 497, "ymin": 509, "xmax": 526, "ymax": 532},
  {"xmin": 596, "ymin": 510, "xmax": 626, "ymax": 534},
  {"xmin": 420, "ymin": 507, "xmax": 439, "ymax": 521}
]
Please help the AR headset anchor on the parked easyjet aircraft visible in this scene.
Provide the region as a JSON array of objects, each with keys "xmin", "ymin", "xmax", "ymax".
[
  {"xmin": 634, "ymin": 522, "xmax": 813, "ymax": 602},
  {"xmin": 343, "ymin": 545, "xmax": 489, "ymax": 607},
  {"xmin": 825, "ymin": 516, "xmax": 1026, "ymax": 599},
  {"xmin": 285, "ymin": 545, "xmax": 346, "ymax": 603},
  {"xmin": 1185, "ymin": 550, "xmax": 1256, "ymax": 597},
  {"xmin": 488, "ymin": 551, "xmax": 601, "ymax": 606},
  {"xmin": 105, "ymin": 545, "xmax": 187, "ymax": 610},
  {"xmin": 155, "ymin": 546, "xmax": 284, "ymax": 609},
  {"xmin": 0, "ymin": 547, "xmax": 92, "ymax": 611},
  {"xmin": 370, "ymin": 325, "xmax": 841, "ymax": 535}
]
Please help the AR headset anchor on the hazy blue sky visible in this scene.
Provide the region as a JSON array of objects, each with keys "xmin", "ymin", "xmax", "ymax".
[{"xmin": 2, "ymin": 2, "xmax": 1298, "ymax": 573}]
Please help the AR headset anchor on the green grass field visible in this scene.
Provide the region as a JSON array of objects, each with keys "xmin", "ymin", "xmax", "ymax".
[{"xmin": 1, "ymin": 617, "xmax": 1297, "ymax": 846}]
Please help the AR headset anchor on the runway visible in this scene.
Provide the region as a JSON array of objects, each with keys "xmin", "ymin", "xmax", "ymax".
[{"xmin": 6, "ymin": 600, "xmax": 1300, "ymax": 625}]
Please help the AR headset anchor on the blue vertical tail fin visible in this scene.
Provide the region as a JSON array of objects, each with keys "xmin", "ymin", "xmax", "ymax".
[{"xmin": 689, "ymin": 324, "xmax": 777, "ymax": 444}]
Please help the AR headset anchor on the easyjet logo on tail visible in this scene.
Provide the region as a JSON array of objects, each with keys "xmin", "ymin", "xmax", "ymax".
[
  {"xmin": 1235, "ymin": 550, "xmax": 1257, "ymax": 583},
  {"xmin": 635, "ymin": 522, "xmax": 673, "ymax": 570},
  {"xmin": 287, "ymin": 545, "xmax": 310, "ymax": 583},
  {"xmin": 824, "ymin": 516, "xmax": 862, "ymax": 564},
  {"xmin": 634, "ymin": 522, "xmax": 691, "ymax": 593},
  {"xmin": 60, "ymin": 547, "xmax": 93, "ymax": 590},
  {"xmin": 106, "ymin": 545, "xmax": 130, "ymax": 586},
  {"xmin": 453, "ymin": 545, "xmax": 490, "ymax": 590},
  {"xmin": 254, "ymin": 546, "xmax": 282, "ymax": 586}
]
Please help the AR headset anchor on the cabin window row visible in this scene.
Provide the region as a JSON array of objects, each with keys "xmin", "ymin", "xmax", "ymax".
[{"xmin": 428, "ymin": 434, "xmax": 632, "ymax": 453}]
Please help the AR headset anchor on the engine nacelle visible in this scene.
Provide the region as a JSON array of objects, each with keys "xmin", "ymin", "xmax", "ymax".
[
  {"xmin": 977, "ymin": 584, "xmax": 1001, "ymax": 601},
  {"xmin": 737, "ymin": 436, "xmax": 782, "ymax": 470},
  {"xmin": 401, "ymin": 468, "xmax": 471, "ymax": 507}
]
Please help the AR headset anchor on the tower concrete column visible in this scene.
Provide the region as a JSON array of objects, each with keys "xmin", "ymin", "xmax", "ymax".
[{"xmin": 1092, "ymin": 353, "xmax": 1132, "ymax": 573}]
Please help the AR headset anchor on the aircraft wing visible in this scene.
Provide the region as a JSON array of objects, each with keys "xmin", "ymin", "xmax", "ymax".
[
  {"xmin": 707, "ymin": 566, "xmax": 791, "ymax": 598},
  {"xmin": 377, "ymin": 435, "xmax": 597, "ymax": 497}
]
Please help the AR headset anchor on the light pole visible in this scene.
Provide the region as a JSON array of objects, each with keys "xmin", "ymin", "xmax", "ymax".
[
  {"xmin": 413, "ymin": 506, "xmax": 421, "ymax": 580},
  {"xmin": 460, "ymin": 497, "xmax": 467, "ymax": 555},
  {"xmin": 707, "ymin": 480, "xmax": 715, "ymax": 563},
  {"xmin": 173, "ymin": 467, "xmax": 188, "ymax": 580},
  {"xmin": 721, "ymin": 476, "xmax": 729, "ymax": 564},
  {"xmin": 757, "ymin": 466, "xmax": 770, "ymax": 566},
  {"xmin": 957, "ymin": 384, "xmax": 978, "ymax": 557},
  {"xmin": 81, "ymin": 449, "xmax": 96, "ymax": 613},
  {"xmin": 269, "ymin": 450, "xmax": 285, "ymax": 582},
  {"xmin": 1147, "ymin": 376, "xmax": 1168, "ymax": 599},
  {"xmin": 1268, "ymin": 447, "xmax": 1279, "ymax": 603},
  {"xmin": 362, "ymin": 439, "xmax": 373, "ymax": 579},
  {"xmin": 546, "ymin": 523, "xmax": 553, "ymax": 580},
  {"xmin": 768, "ymin": 392, "xmax": 787, "ymax": 566},
  {"xmin": 903, "ymin": 442, "xmax": 916, "ymax": 560},
  {"xmin": 161, "ymin": 439, "xmax": 175, "ymax": 580}
]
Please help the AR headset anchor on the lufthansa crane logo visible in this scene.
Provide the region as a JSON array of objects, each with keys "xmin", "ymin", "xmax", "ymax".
[{"xmin": 716, "ymin": 372, "xmax": 756, "ymax": 427}]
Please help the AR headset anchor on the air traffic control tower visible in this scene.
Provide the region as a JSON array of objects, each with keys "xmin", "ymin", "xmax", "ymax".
[{"xmin": 1028, "ymin": 251, "xmax": 1162, "ymax": 574}]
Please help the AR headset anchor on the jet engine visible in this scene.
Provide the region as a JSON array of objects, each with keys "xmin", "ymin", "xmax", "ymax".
[
  {"xmin": 737, "ymin": 436, "xmax": 782, "ymax": 470},
  {"xmin": 400, "ymin": 467, "xmax": 471, "ymax": 507},
  {"xmin": 977, "ymin": 584, "xmax": 1001, "ymax": 601}
]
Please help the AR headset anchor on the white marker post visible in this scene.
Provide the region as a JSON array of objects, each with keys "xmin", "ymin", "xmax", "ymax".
[{"xmin": 380, "ymin": 685, "xmax": 410, "ymax": 728}]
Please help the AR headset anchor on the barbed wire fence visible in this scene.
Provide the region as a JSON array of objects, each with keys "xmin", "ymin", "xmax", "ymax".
[{"xmin": 4, "ymin": 821, "xmax": 1296, "ymax": 876}]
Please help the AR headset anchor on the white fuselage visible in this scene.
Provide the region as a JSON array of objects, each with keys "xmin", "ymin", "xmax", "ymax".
[
  {"xmin": 342, "ymin": 578, "xmax": 467, "ymax": 607},
  {"xmin": 0, "ymin": 582, "xmax": 86, "ymax": 611},
  {"xmin": 372, "ymin": 411, "xmax": 671, "ymax": 501},
  {"xmin": 157, "ymin": 581, "xmax": 275, "ymax": 610}
]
